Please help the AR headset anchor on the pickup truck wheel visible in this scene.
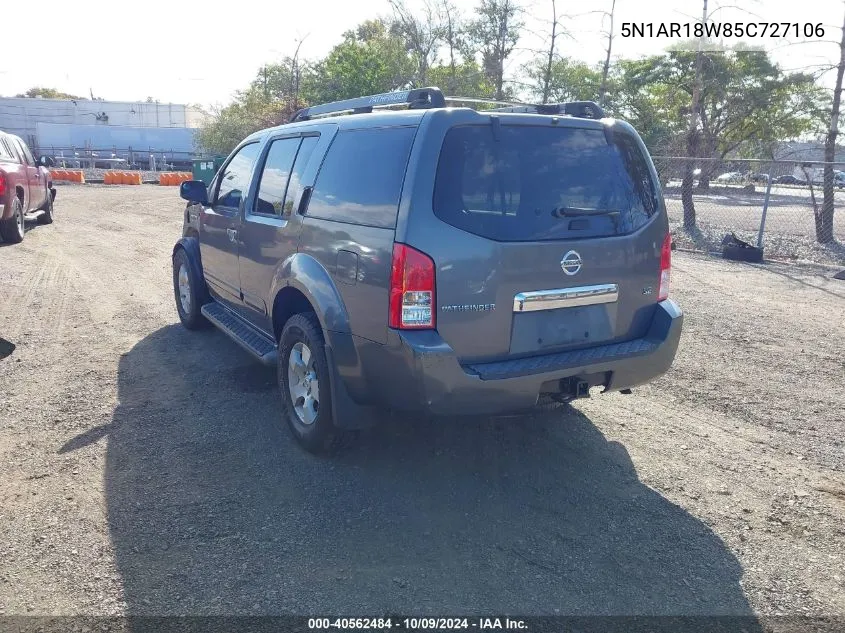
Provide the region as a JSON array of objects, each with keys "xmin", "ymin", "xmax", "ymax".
[
  {"xmin": 278, "ymin": 313, "xmax": 346, "ymax": 454},
  {"xmin": 0, "ymin": 198, "xmax": 25, "ymax": 244},
  {"xmin": 37, "ymin": 189, "xmax": 54, "ymax": 225},
  {"xmin": 172, "ymin": 248, "xmax": 209, "ymax": 330}
]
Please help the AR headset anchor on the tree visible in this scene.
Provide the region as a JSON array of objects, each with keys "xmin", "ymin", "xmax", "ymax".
[
  {"xmin": 428, "ymin": 60, "xmax": 495, "ymax": 97},
  {"xmin": 598, "ymin": 0, "xmax": 617, "ymax": 107},
  {"xmin": 15, "ymin": 87, "xmax": 82, "ymax": 100},
  {"xmin": 535, "ymin": 0, "xmax": 562, "ymax": 104},
  {"xmin": 437, "ymin": 0, "xmax": 471, "ymax": 94},
  {"xmin": 305, "ymin": 20, "xmax": 415, "ymax": 104},
  {"xmin": 388, "ymin": 0, "xmax": 444, "ymax": 87},
  {"xmin": 468, "ymin": 0, "xmax": 523, "ymax": 100},
  {"xmin": 197, "ymin": 49, "xmax": 313, "ymax": 155},
  {"xmin": 820, "ymin": 8, "xmax": 845, "ymax": 244},
  {"xmin": 613, "ymin": 46, "xmax": 827, "ymax": 227},
  {"xmin": 525, "ymin": 57, "xmax": 601, "ymax": 105}
]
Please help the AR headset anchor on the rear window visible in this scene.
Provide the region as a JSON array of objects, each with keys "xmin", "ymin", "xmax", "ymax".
[
  {"xmin": 0, "ymin": 138, "xmax": 18, "ymax": 162},
  {"xmin": 308, "ymin": 127, "xmax": 415, "ymax": 229},
  {"xmin": 433, "ymin": 125, "xmax": 658, "ymax": 241}
]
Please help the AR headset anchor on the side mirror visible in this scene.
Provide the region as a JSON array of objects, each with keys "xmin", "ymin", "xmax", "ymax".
[
  {"xmin": 180, "ymin": 180, "xmax": 209, "ymax": 205},
  {"xmin": 38, "ymin": 156, "xmax": 55, "ymax": 168}
]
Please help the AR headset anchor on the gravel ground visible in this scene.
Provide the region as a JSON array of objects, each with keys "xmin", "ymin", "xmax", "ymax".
[{"xmin": 1, "ymin": 186, "xmax": 844, "ymax": 619}]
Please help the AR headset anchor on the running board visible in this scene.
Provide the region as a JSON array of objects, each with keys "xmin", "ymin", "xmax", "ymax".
[{"xmin": 201, "ymin": 302, "xmax": 278, "ymax": 366}]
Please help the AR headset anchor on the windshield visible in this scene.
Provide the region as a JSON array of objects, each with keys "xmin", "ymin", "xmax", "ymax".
[{"xmin": 433, "ymin": 124, "xmax": 659, "ymax": 241}]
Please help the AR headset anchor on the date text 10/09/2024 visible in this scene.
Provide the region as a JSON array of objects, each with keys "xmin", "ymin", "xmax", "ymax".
[
  {"xmin": 621, "ymin": 22, "xmax": 825, "ymax": 39},
  {"xmin": 308, "ymin": 618, "xmax": 528, "ymax": 630}
]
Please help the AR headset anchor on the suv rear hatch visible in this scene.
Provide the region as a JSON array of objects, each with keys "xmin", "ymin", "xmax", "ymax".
[{"xmin": 417, "ymin": 117, "xmax": 668, "ymax": 364}]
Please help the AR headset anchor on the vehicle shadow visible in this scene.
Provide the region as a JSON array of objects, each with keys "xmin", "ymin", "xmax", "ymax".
[
  {"xmin": 0, "ymin": 218, "xmax": 46, "ymax": 247},
  {"xmin": 69, "ymin": 324, "xmax": 759, "ymax": 619}
]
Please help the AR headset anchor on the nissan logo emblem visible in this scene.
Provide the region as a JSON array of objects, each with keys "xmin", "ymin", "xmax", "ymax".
[{"xmin": 560, "ymin": 250, "xmax": 582, "ymax": 276}]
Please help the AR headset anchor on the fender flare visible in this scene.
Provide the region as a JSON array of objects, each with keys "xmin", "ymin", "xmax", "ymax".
[
  {"xmin": 269, "ymin": 252, "xmax": 351, "ymax": 335},
  {"xmin": 172, "ymin": 237, "xmax": 208, "ymax": 299}
]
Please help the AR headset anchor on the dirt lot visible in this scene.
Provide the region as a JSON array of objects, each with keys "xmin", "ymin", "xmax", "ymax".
[{"xmin": 1, "ymin": 185, "xmax": 844, "ymax": 619}]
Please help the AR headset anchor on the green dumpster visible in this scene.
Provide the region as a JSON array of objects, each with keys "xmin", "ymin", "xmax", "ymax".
[{"xmin": 192, "ymin": 156, "xmax": 226, "ymax": 185}]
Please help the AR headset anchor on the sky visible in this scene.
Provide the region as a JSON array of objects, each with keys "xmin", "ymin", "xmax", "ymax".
[{"xmin": 1, "ymin": 0, "xmax": 842, "ymax": 108}]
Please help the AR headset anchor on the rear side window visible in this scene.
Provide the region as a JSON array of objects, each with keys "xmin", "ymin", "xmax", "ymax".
[
  {"xmin": 14, "ymin": 138, "xmax": 34, "ymax": 165},
  {"xmin": 0, "ymin": 138, "xmax": 16, "ymax": 161},
  {"xmin": 308, "ymin": 127, "xmax": 415, "ymax": 228},
  {"xmin": 284, "ymin": 136, "xmax": 320, "ymax": 216},
  {"xmin": 253, "ymin": 135, "xmax": 320, "ymax": 217},
  {"xmin": 433, "ymin": 125, "xmax": 658, "ymax": 241},
  {"xmin": 254, "ymin": 138, "xmax": 300, "ymax": 216}
]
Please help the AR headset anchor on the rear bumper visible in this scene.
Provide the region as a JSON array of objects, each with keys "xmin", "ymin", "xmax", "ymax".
[{"xmin": 338, "ymin": 299, "xmax": 682, "ymax": 416}]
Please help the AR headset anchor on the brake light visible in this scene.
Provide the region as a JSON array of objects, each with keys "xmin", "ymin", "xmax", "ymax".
[
  {"xmin": 389, "ymin": 243, "xmax": 435, "ymax": 329},
  {"xmin": 0, "ymin": 173, "xmax": 6, "ymax": 198},
  {"xmin": 658, "ymin": 232, "xmax": 671, "ymax": 301}
]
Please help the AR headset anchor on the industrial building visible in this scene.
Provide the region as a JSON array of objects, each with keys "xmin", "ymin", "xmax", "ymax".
[{"xmin": 0, "ymin": 97, "xmax": 208, "ymax": 169}]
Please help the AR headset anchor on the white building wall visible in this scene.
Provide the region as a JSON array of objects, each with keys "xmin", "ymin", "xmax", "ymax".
[{"xmin": 0, "ymin": 97, "xmax": 195, "ymax": 148}]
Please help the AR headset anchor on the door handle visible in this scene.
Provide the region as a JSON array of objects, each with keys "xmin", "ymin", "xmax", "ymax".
[{"xmin": 227, "ymin": 228, "xmax": 238, "ymax": 242}]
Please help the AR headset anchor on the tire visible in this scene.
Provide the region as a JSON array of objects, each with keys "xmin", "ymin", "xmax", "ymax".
[
  {"xmin": 37, "ymin": 189, "xmax": 54, "ymax": 225},
  {"xmin": 0, "ymin": 197, "xmax": 25, "ymax": 244},
  {"xmin": 278, "ymin": 312, "xmax": 347, "ymax": 454},
  {"xmin": 172, "ymin": 247, "xmax": 210, "ymax": 330}
]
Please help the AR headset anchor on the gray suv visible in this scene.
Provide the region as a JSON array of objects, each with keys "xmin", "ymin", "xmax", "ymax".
[{"xmin": 173, "ymin": 88, "xmax": 682, "ymax": 453}]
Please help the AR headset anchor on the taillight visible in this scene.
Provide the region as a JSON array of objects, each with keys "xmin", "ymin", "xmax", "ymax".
[
  {"xmin": 389, "ymin": 243, "xmax": 435, "ymax": 329},
  {"xmin": 0, "ymin": 173, "xmax": 6, "ymax": 198},
  {"xmin": 658, "ymin": 232, "xmax": 672, "ymax": 301}
]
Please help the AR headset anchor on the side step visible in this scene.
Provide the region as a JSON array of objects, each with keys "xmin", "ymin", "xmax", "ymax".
[{"xmin": 201, "ymin": 302, "xmax": 278, "ymax": 366}]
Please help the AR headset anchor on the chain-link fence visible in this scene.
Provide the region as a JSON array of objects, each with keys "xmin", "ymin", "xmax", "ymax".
[
  {"xmin": 36, "ymin": 145, "xmax": 207, "ymax": 172},
  {"xmin": 652, "ymin": 157, "xmax": 845, "ymax": 265}
]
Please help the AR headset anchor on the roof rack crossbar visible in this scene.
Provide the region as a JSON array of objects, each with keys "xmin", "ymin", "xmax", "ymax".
[
  {"xmin": 444, "ymin": 96, "xmax": 532, "ymax": 108},
  {"xmin": 292, "ymin": 87, "xmax": 446, "ymax": 122},
  {"xmin": 489, "ymin": 100, "xmax": 605, "ymax": 120}
]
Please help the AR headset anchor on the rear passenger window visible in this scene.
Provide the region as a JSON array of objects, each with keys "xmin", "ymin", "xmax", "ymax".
[
  {"xmin": 14, "ymin": 139, "xmax": 34, "ymax": 165},
  {"xmin": 254, "ymin": 138, "xmax": 300, "ymax": 216},
  {"xmin": 0, "ymin": 139, "xmax": 15, "ymax": 161},
  {"xmin": 216, "ymin": 143, "xmax": 261, "ymax": 209},
  {"xmin": 283, "ymin": 136, "xmax": 319, "ymax": 216},
  {"xmin": 308, "ymin": 127, "xmax": 415, "ymax": 228}
]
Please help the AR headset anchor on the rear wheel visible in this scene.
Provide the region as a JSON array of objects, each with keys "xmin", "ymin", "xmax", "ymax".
[
  {"xmin": 172, "ymin": 248, "xmax": 209, "ymax": 329},
  {"xmin": 278, "ymin": 313, "xmax": 347, "ymax": 454},
  {"xmin": 37, "ymin": 189, "xmax": 54, "ymax": 225},
  {"xmin": 0, "ymin": 198, "xmax": 25, "ymax": 244}
]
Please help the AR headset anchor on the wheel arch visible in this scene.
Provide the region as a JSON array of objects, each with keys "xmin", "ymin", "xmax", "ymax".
[
  {"xmin": 172, "ymin": 236, "xmax": 205, "ymax": 290},
  {"xmin": 269, "ymin": 252, "xmax": 351, "ymax": 340}
]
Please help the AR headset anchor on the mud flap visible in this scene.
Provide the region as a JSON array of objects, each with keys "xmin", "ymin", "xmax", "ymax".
[{"xmin": 324, "ymin": 345, "xmax": 378, "ymax": 430}]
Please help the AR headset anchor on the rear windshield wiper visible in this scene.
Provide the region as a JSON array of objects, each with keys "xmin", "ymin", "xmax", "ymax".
[{"xmin": 552, "ymin": 206, "xmax": 621, "ymax": 218}]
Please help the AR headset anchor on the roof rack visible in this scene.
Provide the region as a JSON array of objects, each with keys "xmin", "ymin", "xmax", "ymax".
[
  {"xmin": 290, "ymin": 87, "xmax": 605, "ymax": 122},
  {"xmin": 489, "ymin": 101, "xmax": 605, "ymax": 120},
  {"xmin": 291, "ymin": 87, "xmax": 446, "ymax": 122}
]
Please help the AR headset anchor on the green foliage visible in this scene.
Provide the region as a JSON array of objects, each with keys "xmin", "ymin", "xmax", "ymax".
[
  {"xmin": 197, "ymin": 13, "xmax": 829, "ymax": 170},
  {"xmin": 304, "ymin": 20, "xmax": 415, "ymax": 104},
  {"xmin": 467, "ymin": 0, "xmax": 522, "ymax": 100},
  {"xmin": 524, "ymin": 58, "xmax": 602, "ymax": 105},
  {"xmin": 611, "ymin": 47, "xmax": 828, "ymax": 157},
  {"xmin": 428, "ymin": 61, "xmax": 494, "ymax": 97},
  {"xmin": 15, "ymin": 87, "xmax": 82, "ymax": 100}
]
